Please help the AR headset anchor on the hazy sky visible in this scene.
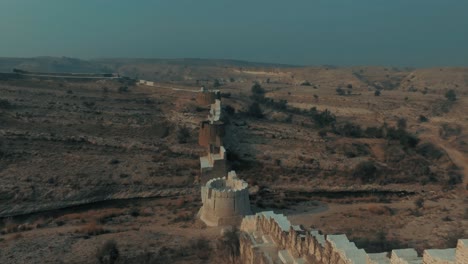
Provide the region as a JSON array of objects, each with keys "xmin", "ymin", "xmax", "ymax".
[{"xmin": 1, "ymin": 0, "xmax": 467, "ymax": 66}]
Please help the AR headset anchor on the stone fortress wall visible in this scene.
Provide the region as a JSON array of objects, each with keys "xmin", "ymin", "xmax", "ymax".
[
  {"xmin": 139, "ymin": 80, "xmax": 155, "ymax": 86},
  {"xmin": 193, "ymin": 87, "xmax": 467, "ymax": 263},
  {"xmin": 196, "ymin": 89, "xmax": 252, "ymax": 227},
  {"xmin": 196, "ymin": 87, "xmax": 220, "ymax": 106},
  {"xmin": 198, "ymin": 99, "xmax": 225, "ymax": 148},
  {"xmin": 240, "ymin": 211, "xmax": 468, "ymax": 264},
  {"xmin": 200, "ymin": 145, "xmax": 227, "ymax": 184}
]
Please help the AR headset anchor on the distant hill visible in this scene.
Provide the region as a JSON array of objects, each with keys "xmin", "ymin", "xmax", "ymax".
[
  {"xmin": 0, "ymin": 57, "xmax": 295, "ymax": 74},
  {"xmin": 0, "ymin": 57, "xmax": 467, "ymax": 94}
]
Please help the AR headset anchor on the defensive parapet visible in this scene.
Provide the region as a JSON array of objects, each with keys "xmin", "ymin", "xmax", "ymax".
[
  {"xmin": 199, "ymin": 171, "xmax": 252, "ymax": 227},
  {"xmin": 196, "ymin": 87, "xmax": 220, "ymax": 106},
  {"xmin": 240, "ymin": 211, "xmax": 468, "ymax": 264},
  {"xmin": 200, "ymin": 145, "xmax": 227, "ymax": 184},
  {"xmin": 138, "ymin": 80, "xmax": 155, "ymax": 86}
]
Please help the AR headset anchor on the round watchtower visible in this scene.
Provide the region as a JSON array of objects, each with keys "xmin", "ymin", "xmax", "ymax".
[{"xmin": 199, "ymin": 171, "xmax": 252, "ymax": 226}]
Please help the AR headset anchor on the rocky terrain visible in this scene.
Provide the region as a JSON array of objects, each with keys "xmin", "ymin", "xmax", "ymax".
[{"xmin": 0, "ymin": 57, "xmax": 466, "ymax": 263}]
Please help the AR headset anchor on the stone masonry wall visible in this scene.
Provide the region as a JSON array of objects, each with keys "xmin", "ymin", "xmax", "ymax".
[{"xmin": 240, "ymin": 212, "xmax": 468, "ymax": 264}]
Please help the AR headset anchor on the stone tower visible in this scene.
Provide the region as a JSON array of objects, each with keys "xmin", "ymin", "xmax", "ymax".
[{"xmin": 199, "ymin": 171, "xmax": 251, "ymax": 226}]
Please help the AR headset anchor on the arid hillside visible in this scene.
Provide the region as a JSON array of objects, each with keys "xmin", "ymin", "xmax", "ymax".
[{"xmin": 0, "ymin": 58, "xmax": 466, "ymax": 263}]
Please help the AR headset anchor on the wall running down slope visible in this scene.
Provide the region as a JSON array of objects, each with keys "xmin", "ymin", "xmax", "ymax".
[
  {"xmin": 239, "ymin": 212, "xmax": 468, "ymax": 264},
  {"xmin": 196, "ymin": 89, "xmax": 252, "ymax": 227},
  {"xmin": 190, "ymin": 85, "xmax": 467, "ymax": 263}
]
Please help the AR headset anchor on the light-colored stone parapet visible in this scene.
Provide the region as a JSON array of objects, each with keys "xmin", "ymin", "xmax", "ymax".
[
  {"xmin": 423, "ymin": 248, "xmax": 455, "ymax": 264},
  {"xmin": 240, "ymin": 212, "xmax": 466, "ymax": 264},
  {"xmin": 137, "ymin": 80, "xmax": 154, "ymax": 86},
  {"xmin": 456, "ymin": 239, "xmax": 467, "ymax": 264}
]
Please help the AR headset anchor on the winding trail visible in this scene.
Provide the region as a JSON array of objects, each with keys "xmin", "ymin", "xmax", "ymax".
[{"xmin": 421, "ymin": 134, "xmax": 468, "ymax": 191}]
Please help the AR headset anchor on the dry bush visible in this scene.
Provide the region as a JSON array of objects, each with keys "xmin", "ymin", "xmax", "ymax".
[
  {"xmin": 215, "ymin": 227, "xmax": 240, "ymax": 264},
  {"xmin": 171, "ymin": 212, "xmax": 193, "ymax": 223},
  {"xmin": 96, "ymin": 239, "xmax": 119, "ymax": 264},
  {"xmin": 175, "ymin": 197, "xmax": 186, "ymax": 208},
  {"xmin": 77, "ymin": 222, "xmax": 109, "ymax": 236},
  {"xmin": 367, "ymin": 205, "xmax": 393, "ymax": 216},
  {"xmin": 189, "ymin": 237, "xmax": 211, "ymax": 260}
]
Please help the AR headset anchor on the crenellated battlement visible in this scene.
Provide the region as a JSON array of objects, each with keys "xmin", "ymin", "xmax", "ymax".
[
  {"xmin": 240, "ymin": 211, "xmax": 468, "ymax": 264},
  {"xmin": 199, "ymin": 171, "xmax": 252, "ymax": 227}
]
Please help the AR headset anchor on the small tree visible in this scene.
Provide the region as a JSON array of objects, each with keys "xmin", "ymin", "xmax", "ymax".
[
  {"xmin": 213, "ymin": 79, "xmax": 221, "ymax": 88},
  {"xmin": 118, "ymin": 86, "xmax": 129, "ymax": 93},
  {"xmin": 0, "ymin": 99, "xmax": 12, "ymax": 109},
  {"xmin": 419, "ymin": 115, "xmax": 429, "ymax": 122},
  {"xmin": 96, "ymin": 240, "xmax": 119, "ymax": 264},
  {"xmin": 336, "ymin": 87, "xmax": 346, "ymax": 96},
  {"xmin": 374, "ymin": 90, "xmax": 381, "ymax": 96},
  {"xmin": 251, "ymin": 83, "xmax": 265, "ymax": 96},
  {"xmin": 177, "ymin": 126, "xmax": 191, "ymax": 143},
  {"xmin": 247, "ymin": 102, "xmax": 263, "ymax": 118},
  {"xmin": 217, "ymin": 228, "xmax": 240, "ymax": 264},
  {"xmin": 397, "ymin": 118, "xmax": 407, "ymax": 130},
  {"xmin": 445, "ymin": 89, "xmax": 457, "ymax": 101},
  {"xmin": 353, "ymin": 161, "xmax": 378, "ymax": 183}
]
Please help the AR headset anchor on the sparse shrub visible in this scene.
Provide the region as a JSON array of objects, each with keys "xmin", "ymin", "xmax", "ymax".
[
  {"xmin": 442, "ymin": 216, "xmax": 453, "ymax": 221},
  {"xmin": 353, "ymin": 230, "xmax": 407, "ymax": 253},
  {"xmin": 374, "ymin": 90, "xmax": 381, "ymax": 96},
  {"xmin": 190, "ymin": 237, "xmax": 211, "ymax": 260},
  {"xmin": 397, "ymin": 118, "xmax": 407, "ymax": 130},
  {"xmin": 82, "ymin": 101, "xmax": 95, "ymax": 108},
  {"xmin": 224, "ymin": 105, "xmax": 235, "ymax": 115},
  {"xmin": 342, "ymin": 143, "xmax": 370, "ymax": 158},
  {"xmin": 364, "ymin": 126, "xmax": 384, "ymax": 138},
  {"xmin": 216, "ymin": 228, "xmax": 240, "ymax": 264},
  {"xmin": 177, "ymin": 126, "xmax": 191, "ymax": 143},
  {"xmin": 175, "ymin": 197, "xmax": 186, "ymax": 208},
  {"xmin": 414, "ymin": 198, "xmax": 424, "ymax": 209},
  {"xmin": 251, "ymin": 83, "xmax": 265, "ymax": 101},
  {"xmin": 334, "ymin": 122, "xmax": 362, "ymax": 138},
  {"xmin": 96, "ymin": 239, "xmax": 119, "ymax": 264},
  {"xmin": 213, "ymin": 79, "xmax": 221, "ymax": 88},
  {"xmin": 310, "ymin": 108, "xmax": 336, "ymax": 127},
  {"xmin": 353, "ymin": 161, "xmax": 378, "ymax": 183},
  {"xmin": 0, "ymin": 99, "xmax": 12, "ymax": 109},
  {"xmin": 439, "ymin": 123, "xmax": 462, "ymax": 138},
  {"xmin": 386, "ymin": 127, "xmax": 419, "ymax": 148},
  {"xmin": 220, "ymin": 92, "xmax": 231, "ymax": 98},
  {"xmin": 247, "ymin": 102, "xmax": 263, "ymax": 118},
  {"xmin": 109, "ymin": 159, "xmax": 120, "ymax": 165},
  {"xmin": 336, "ymin": 87, "xmax": 346, "ymax": 96},
  {"xmin": 118, "ymin": 86, "xmax": 129, "ymax": 93},
  {"xmin": 416, "ymin": 142, "xmax": 443, "ymax": 160},
  {"xmin": 79, "ymin": 222, "xmax": 108, "ymax": 236},
  {"xmin": 447, "ymin": 170, "xmax": 462, "ymax": 186},
  {"xmin": 313, "ymin": 94, "xmax": 319, "ymax": 100},
  {"xmin": 130, "ymin": 207, "xmax": 140, "ymax": 217},
  {"xmin": 318, "ymin": 129, "xmax": 327, "ymax": 138},
  {"xmin": 300, "ymin": 81, "xmax": 311, "ymax": 86},
  {"xmin": 367, "ymin": 205, "xmax": 393, "ymax": 215},
  {"xmin": 419, "ymin": 115, "xmax": 429, "ymax": 122},
  {"xmin": 445, "ymin": 89, "xmax": 457, "ymax": 101}
]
